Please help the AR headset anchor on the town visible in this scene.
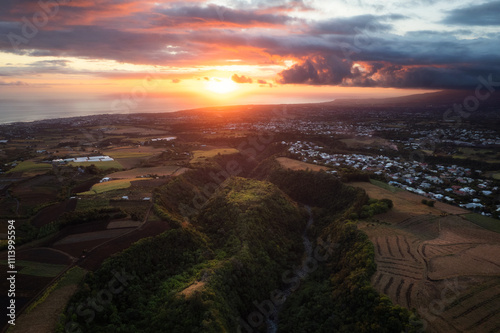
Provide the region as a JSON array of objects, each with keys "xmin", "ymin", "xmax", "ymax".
[{"xmin": 286, "ymin": 141, "xmax": 499, "ymax": 216}]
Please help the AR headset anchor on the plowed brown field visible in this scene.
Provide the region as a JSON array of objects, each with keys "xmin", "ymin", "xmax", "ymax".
[{"xmin": 356, "ymin": 182, "xmax": 500, "ymax": 333}]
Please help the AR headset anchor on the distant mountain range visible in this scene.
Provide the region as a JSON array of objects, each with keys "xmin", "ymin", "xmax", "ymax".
[{"xmin": 327, "ymin": 90, "xmax": 500, "ymax": 108}]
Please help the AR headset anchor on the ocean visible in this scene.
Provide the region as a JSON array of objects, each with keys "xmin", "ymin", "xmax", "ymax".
[
  {"xmin": 0, "ymin": 93, "xmax": 343, "ymax": 124},
  {"xmin": 0, "ymin": 98, "xmax": 189, "ymax": 124}
]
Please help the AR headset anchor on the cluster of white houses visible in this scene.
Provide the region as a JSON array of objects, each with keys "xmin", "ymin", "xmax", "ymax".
[
  {"xmin": 286, "ymin": 141, "xmax": 500, "ymax": 216},
  {"xmin": 52, "ymin": 155, "xmax": 114, "ymax": 163}
]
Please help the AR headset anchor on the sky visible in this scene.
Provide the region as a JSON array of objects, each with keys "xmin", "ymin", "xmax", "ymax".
[{"xmin": 1, "ymin": 0, "xmax": 500, "ymax": 114}]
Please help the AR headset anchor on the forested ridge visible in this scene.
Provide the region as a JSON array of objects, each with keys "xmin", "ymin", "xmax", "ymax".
[{"xmin": 59, "ymin": 152, "xmax": 421, "ymax": 332}]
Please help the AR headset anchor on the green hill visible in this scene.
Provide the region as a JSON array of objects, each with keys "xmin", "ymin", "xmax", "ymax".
[
  {"xmin": 60, "ymin": 156, "xmax": 421, "ymax": 333},
  {"xmin": 61, "ymin": 176, "xmax": 308, "ymax": 332}
]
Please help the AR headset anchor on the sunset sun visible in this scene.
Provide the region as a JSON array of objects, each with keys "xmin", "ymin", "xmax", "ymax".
[{"xmin": 205, "ymin": 78, "xmax": 239, "ymax": 94}]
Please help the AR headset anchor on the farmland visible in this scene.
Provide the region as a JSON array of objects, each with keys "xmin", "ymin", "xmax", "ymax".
[
  {"xmin": 0, "ymin": 247, "xmax": 74, "ymax": 329},
  {"xmin": 78, "ymin": 178, "xmax": 151, "ymax": 195},
  {"xmin": 0, "ymin": 260, "xmax": 67, "ymax": 277},
  {"xmin": 9, "ymin": 267, "xmax": 87, "ymax": 333},
  {"xmin": 276, "ymin": 157, "xmax": 330, "ymax": 171},
  {"xmin": 68, "ymin": 160, "xmax": 123, "ymax": 171},
  {"xmin": 7, "ymin": 160, "xmax": 52, "ymax": 175},
  {"xmin": 189, "ymin": 148, "xmax": 239, "ymax": 164},
  {"xmin": 106, "ymin": 165, "xmax": 187, "ymax": 178},
  {"xmin": 357, "ymin": 182, "xmax": 500, "ymax": 333},
  {"xmin": 102, "ymin": 145, "xmax": 163, "ymax": 168},
  {"xmin": 464, "ymin": 213, "xmax": 500, "ymax": 233}
]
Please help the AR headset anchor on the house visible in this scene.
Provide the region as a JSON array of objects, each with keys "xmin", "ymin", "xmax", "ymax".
[{"xmin": 462, "ymin": 203, "xmax": 483, "ymax": 209}]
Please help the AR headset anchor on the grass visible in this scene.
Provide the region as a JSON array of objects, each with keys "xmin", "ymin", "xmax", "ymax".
[
  {"xmin": 107, "ymin": 165, "xmax": 182, "ymax": 178},
  {"xmin": 68, "ymin": 160, "xmax": 123, "ymax": 171},
  {"xmin": 78, "ymin": 178, "xmax": 151, "ymax": 195},
  {"xmin": 107, "ymin": 151, "xmax": 155, "ymax": 159},
  {"xmin": 56, "ymin": 266, "xmax": 87, "ymax": 289},
  {"xmin": 464, "ymin": 213, "xmax": 500, "ymax": 233},
  {"xmin": 76, "ymin": 197, "xmax": 110, "ymax": 211},
  {"xmin": 493, "ymin": 173, "xmax": 500, "ymax": 180},
  {"xmin": 369, "ymin": 179, "xmax": 404, "ymax": 193},
  {"xmin": 190, "ymin": 148, "xmax": 239, "ymax": 164},
  {"xmin": 7, "ymin": 161, "xmax": 52, "ymax": 174},
  {"xmin": 0, "ymin": 260, "xmax": 68, "ymax": 277}
]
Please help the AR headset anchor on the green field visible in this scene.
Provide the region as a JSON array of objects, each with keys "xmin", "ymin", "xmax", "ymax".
[
  {"xmin": 76, "ymin": 197, "xmax": 110, "ymax": 211},
  {"xmin": 107, "ymin": 151, "xmax": 155, "ymax": 159},
  {"xmin": 493, "ymin": 173, "xmax": 500, "ymax": 180},
  {"xmin": 453, "ymin": 148, "xmax": 500, "ymax": 163},
  {"xmin": 56, "ymin": 266, "xmax": 87, "ymax": 288},
  {"xmin": 464, "ymin": 213, "xmax": 500, "ymax": 233},
  {"xmin": 0, "ymin": 260, "xmax": 67, "ymax": 277},
  {"xmin": 369, "ymin": 179, "xmax": 404, "ymax": 193},
  {"xmin": 190, "ymin": 148, "xmax": 239, "ymax": 164},
  {"xmin": 68, "ymin": 160, "xmax": 123, "ymax": 170},
  {"xmin": 78, "ymin": 178, "xmax": 151, "ymax": 195},
  {"xmin": 7, "ymin": 161, "xmax": 52, "ymax": 174}
]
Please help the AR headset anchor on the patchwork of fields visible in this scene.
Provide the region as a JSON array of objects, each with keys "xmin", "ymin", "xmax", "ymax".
[{"xmin": 356, "ymin": 182, "xmax": 500, "ymax": 333}]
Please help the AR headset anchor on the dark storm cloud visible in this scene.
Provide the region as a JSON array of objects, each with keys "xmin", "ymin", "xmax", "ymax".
[
  {"xmin": 312, "ymin": 14, "xmax": 406, "ymax": 35},
  {"xmin": 345, "ymin": 64, "xmax": 500, "ymax": 89},
  {"xmin": 154, "ymin": 4, "xmax": 294, "ymax": 27},
  {"xmin": 276, "ymin": 30, "xmax": 500, "ymax": 89},
  {"xmin": 442, "ymin": 1, "xmax": 500, "ymax": 26},
  {"xmin": 277, "ymin": 55, "xmax": 351, "ymax": 85},
  {"xmin": 278, "ymin": 55, "xmax": 500, "ymax": 89}
]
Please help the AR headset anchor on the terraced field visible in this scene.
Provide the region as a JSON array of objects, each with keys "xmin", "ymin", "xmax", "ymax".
[{"xmin": 358, "ymin": 183, "xmax": 500, "ymax": 333}]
